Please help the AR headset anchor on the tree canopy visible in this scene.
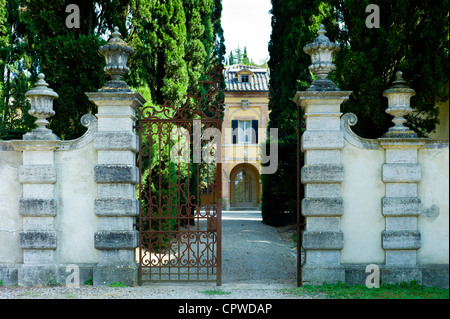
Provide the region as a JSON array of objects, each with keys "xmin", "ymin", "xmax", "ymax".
[
  {"xmin": 262, "ymin": 0, "xmax": 449, "ymax": 226},
  {"xmin": 331, "ymin": 0, "xmax": 449, "ymax": 138},
  {"xmin": 0, "ymin": 0, "xmax": 226, "ymax": 140}
]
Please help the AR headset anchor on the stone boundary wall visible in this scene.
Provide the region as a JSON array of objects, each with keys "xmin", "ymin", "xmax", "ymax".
[
  {"xmin": 0, "ymin": 115, "xmax": 100, "ymax": 286},
  {"xmin": 339, "ymin": 114, "xmax": 449, "ymax": 288},
  {"xmin": 1, "ymin": 24, "xmax": 448, "ymax": 289},
  {"xmin": 0, "ymin": 27, "xmax": 146, "ymax": 287},
  {"xmin": 294, "ymin": 102, "xmax": 449, "ymax": 288},
  {"xmin": 295, "ymin": 23, "xmax": 448, "ymax": 289}
]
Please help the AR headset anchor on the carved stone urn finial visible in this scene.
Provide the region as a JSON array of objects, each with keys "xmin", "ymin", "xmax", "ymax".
[
  {"xmin": 24, "ymin": 73, "xmax": 59, "ymax": 140},
  {"xmin": 303, "ymin": 24, "xmax": 341, "ymax": 91},
  {"xmin": 98, "ymin": 26, "xmax": 135, "ymax": 91},
  {"xmin": 382, "ymin": 71, "xmax": 417, "ymax": 138}
]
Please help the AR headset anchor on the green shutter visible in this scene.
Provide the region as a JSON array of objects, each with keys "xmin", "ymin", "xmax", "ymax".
[
  {"xmin": 232, "ymin": 120, "xmax": 238, "ymax": 144},
  {"xmin": 252, "ymin": 120, "xmax": 258, "ymax": 143}
]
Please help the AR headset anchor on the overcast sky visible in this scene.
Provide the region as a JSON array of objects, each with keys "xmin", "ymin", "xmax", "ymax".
[{"xmin": 221, "ymin": 0, "xmax": 272, "ymax": 65}]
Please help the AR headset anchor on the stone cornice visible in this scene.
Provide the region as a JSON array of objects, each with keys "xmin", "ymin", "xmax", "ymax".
[
  {"xmin": 294, "ymin": 90, "xmax": 353, "ymax": 107},
  {"xmin": 10, "ymin": 114, "xmax": 98, "ymax": 152}
]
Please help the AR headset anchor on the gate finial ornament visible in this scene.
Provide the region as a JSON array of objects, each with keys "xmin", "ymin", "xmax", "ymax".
[
  {"xmin": 303, "ymin": 24, "xmax": 341, "ymax": 91},
  {"xmin": 98, "ymin": 26, "xmax": 135, "ymax": 92},
  {"xmin": 382, "ymin": 71, "xmax": 417, "ymax": 138},
  {"xmin": 24, "ymin": 73, "xmax": 60, "ymax": 140}
]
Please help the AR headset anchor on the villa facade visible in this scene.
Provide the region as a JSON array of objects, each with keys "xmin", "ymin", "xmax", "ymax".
[{"xmin": 221, "ymin": 65, "xmax": 270, "ymax": 210}]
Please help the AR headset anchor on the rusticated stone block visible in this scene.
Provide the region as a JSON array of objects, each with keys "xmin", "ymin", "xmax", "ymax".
[
  {"xmin": 302, "ymin": 231, "xmax": 344, "ymax": 250},
  {"xmin": 19, "ymin": 165, "xmax": 56, "ymax": 184},
  {"xmin": 382, "ymin": 163, "xmax": 421, "ymax": 183},
  {"xmin": 94, "ymin": 198, "xmax": 138, "ymax": 217},
  {"xmin": 94, "ymin": 132, "xmax": 139, "ymax": 152},
  {"xmin": 422, "ymin": 264, "xmax": 449, "ymax": 289},
  {"xmin": 302, "ymin": 197, "xmax": 344, "ymax": 217},
  {"xmin": 382, "ymin": 230, "xmax": 421, "ymax": 250},
  {"xmin": 301, "ymin": 265, "xmax": 345, "ymax": 285},
  {"xmin": 94, "ymin": 231, "xmax": 138, "ymax": 250},
  {"xmin": 0, "ymin": 266, "xmax": 19, "ymax": 286},
  {"xmin": 19, "ymin": 231, "xmax": 57, "ymax": 249},
  {"xmin": 382, "ymin": 197, "xmax": 421, "ymax": 216},
  {"xmin": 18, "ymin": 264, "xmax": 58, "ymax": 287},
  {"xmin": 93, "ymin": 263, "xmax": 138, "ymax": 287},
  {"xmin": 19, "ymin": 199, "xmax": 57, "ymax": 217},
  {"xmin": 382, "ymin": 266, "xmax": 422, "ymax": 285},
  {"xmin": 301, "ymin": 130, "xmax": 344, "ymax": 151},
  {"xmin": 94, "ymin": 165, "xmax": 138, "ymax": 184},
  {"xmin": 301, "ymin": 164, "xmax": 344, "ymax": 183}
]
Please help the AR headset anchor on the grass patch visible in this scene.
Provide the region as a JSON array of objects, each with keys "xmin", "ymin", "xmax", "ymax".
[
  {"xmin": 282, "ymin": 281, "xmax": 449, "ymax": 299},
  {"xmin": 108, "ymin": 282, "xmax": 127, "ymax": 288},
  {"xmin": 84, "ymin": 277, "xmax": 93, "ymax": 286},
  {"xmin": 199, "ymin": 289, "xmax": 232, "ymax": 296}
]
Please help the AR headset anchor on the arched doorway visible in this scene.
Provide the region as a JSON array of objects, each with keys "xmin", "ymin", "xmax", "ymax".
[{"xmin": 230, "ymin": 163, "xmax": 260, "ymax": 208}]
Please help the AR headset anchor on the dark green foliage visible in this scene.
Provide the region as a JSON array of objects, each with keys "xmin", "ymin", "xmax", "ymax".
[
  {"xmin": 284, "ymin": 280, "xmax": 449, "ymax": 299},
  {"xmin": 331, "ymin": 0, "xmax": 449, "ymax": 138},
  {"xmin": 0, "ymin": 0, "xmax": 36, "ymax": 139},
  {"xmin": 262, "ymin": 0, "xmax": 449, "ymax": 226},
  {"xmin": 184, "ymin": 0, "xmax": 213, "ymax": 89},
  {"xmin": 228, "ymin": 51, "xmax": 234, "ymax": 65},
  {"xmin": 127, "ymin": 1, "xmax": 225, "ymax": 237},
  {"xmin": 211, "ymin": 0, "xmax": 226, "ymax": 67},
  {"xmin": 261, "ymin": 0, "xmax": 320, "ymax": 226},
  {"xmin": 1, "ymin": 0, "xmax": 226, "ymax": 140},
  {"xmin": 128, "ymin": 0, "xmax": 189, "ymax": 106},
  {"xmin": 35, "ymin": 34, "xmax": 106, "ymax": 140},
  {"xmin": 23, "ymin": 0, "xmax": 109, "ymax": 140},
  {"xmin": 0, "ymin": 0, "xmax": 120, "ymax": 140}
]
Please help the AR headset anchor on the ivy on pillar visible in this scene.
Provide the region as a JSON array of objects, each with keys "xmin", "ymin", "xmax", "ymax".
[
  {"xmin": 86, "ymin": 27, "xmax": 146, "ymax": 286},
  {"xmin": 294, "ymin": 25, "xmax": 352, "ymax": 285}
]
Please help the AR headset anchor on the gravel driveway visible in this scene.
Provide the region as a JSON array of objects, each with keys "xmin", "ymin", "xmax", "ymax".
[{"xmin": 1, "ymin": 210, "xmax": 315, "ymax": 299}]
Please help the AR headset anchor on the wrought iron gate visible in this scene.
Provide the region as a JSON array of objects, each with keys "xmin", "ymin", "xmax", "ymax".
[{"xmin": 136, "ymin": 73, "xmax": 223, "ymax": 285}]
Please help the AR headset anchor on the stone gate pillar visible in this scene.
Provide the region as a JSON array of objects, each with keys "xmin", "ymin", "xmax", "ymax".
[
  {"xmin": 378, "ymin": 71, "xmax": 424, "ymax": 284},
  {"xmin": 294, "ymin": 25, "xmax": 352, "ymax": 285},
  {"xmin": 86, "ymin": 27, "xmax": 146, "ymax": 286},
  {"xmin": 15, "ymin": 74, "xmax": 60, "ymax": 286}
]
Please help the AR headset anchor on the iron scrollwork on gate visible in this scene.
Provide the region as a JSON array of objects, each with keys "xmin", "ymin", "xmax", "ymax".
[{"xmin": 136, "ymin": 68, "xmax": 223, "ymax": 285}]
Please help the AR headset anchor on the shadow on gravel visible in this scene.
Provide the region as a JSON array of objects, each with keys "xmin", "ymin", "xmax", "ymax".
[{"xmin": 221, "ymin": 210, "xmax": 297, "ymax": 286}]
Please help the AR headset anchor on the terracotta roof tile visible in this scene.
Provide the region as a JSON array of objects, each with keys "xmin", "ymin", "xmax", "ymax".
[{"xmin": 224, "ymin": 65, "xmax": 270, "ymax": 92}]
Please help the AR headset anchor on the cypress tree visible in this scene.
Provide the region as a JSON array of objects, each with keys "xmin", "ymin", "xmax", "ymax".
[
  {"xmin": 228, "ymin": 51, "xmax": 234, "ymax": 65},
  {"xmin": 331, "ymin": 0, "xmax": 449, "ymax": 138},
  {"xmin": 243, "ymin": 47, "xmax": 250, "ymax": 65},
  {"xmin": 1, "ymin": 0, "xmax": 39, "ymax": 139},
  {"xmin": 20, "ymin": 0, "xmax": 110, "ymax": 140},
  {"xmin": 129, "ymin": 0, "xmax": 189, "ymax": 106},
  {"xmin": 211, "ymin": 0, "xmax": 226, "ymax": 68},
  {"xmin": 0, "ymin": 0, "xmax": 7, "ymax": 71},
  {"xmin": 261, "ymin": 0, "xmax": 321, "ymax": 226},
  {"xmin": 183, "ymin": 0, "xmax": 212, "ymax": 90}
]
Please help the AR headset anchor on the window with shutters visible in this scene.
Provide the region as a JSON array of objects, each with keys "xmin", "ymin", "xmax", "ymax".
[
  {"xmin": 238, "ymin": 120, "xmax": 251, "ymax": 143},
  {"xmin": 232, "ymin": 119, "xmax": 258, "ymax": 144}
]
